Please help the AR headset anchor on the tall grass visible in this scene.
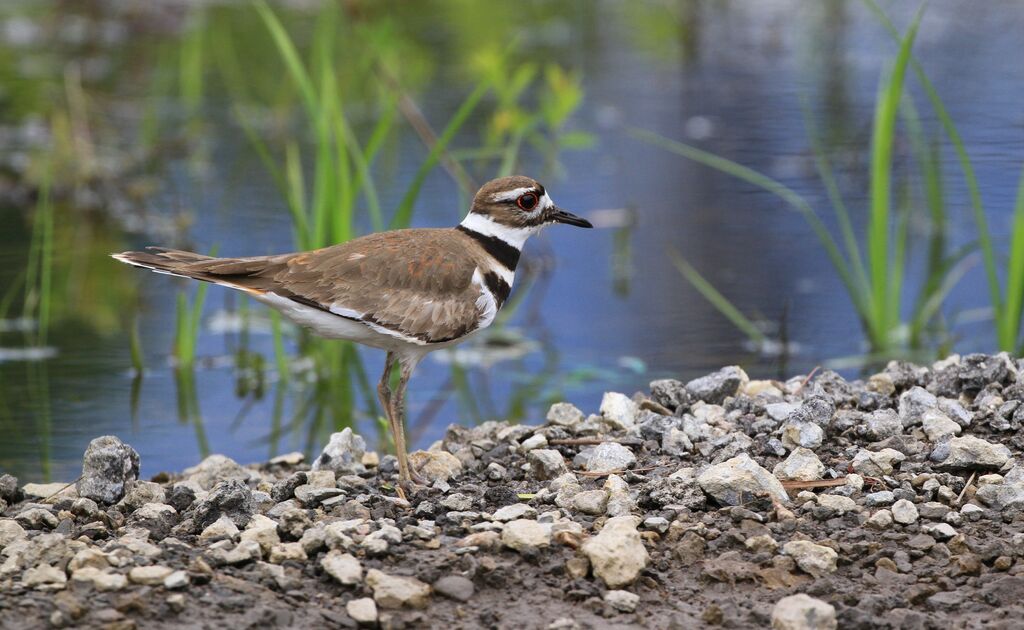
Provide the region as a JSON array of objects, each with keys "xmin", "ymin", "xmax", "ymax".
[{"xmin": 633, "ymin": 9, "xmax": 959, "ymax": 356}]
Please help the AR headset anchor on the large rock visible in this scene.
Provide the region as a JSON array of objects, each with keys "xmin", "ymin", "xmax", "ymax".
[
  {"xmin": 580, "ymin": 516, "xmax": 649, "ymax": 588},
  {"xmin": 686, "ymin": 366, "xmax": 747, "ymax": 404},
  {"xmin": 851, "ymin": 448, "xmax": 905, "ymax": 477},
  {"xmin": 528, "ymin": 449, "xmax": 568, "ymax": 481},
  {"xmin": 933, "ymin": 436, "xmax": 1011, "ymax": 471},
  {"xmin": 783, "ymin": 541, "xmax": 838, "ymax": 577},
  {"xmin": 127, "ymin": 503, "xmax": 179, "ymax": 539},
  {"xmin": 773, "ymin": 448, "xmax": 824, "ymax": 482},
  {"xmin": 583, "ymin": 443, "xmax": 636, "ymax": 473},
  {"xmin": 75, "ymin": 436, "xmax": 140, "ymax": 504},
  {"xmin": 771, "ymin": 594, "xmax": 837, "ymax": 630},
  {"xmin": 312, "ymin": 428, "xmax": 367, "ymax": 475},
  {"xmin": 501, "ymin": 519, "xmax": 551, "ymax": 551},
  {"xmin": 366, "ymin": 569, "xmax": 431, "ymax": 609},
  {"xmin": 599, "ymin": 392, "xmax": 639, "ymax": 429},
  {"xmin": 183, "ymin": 454, "xmax": 250, "ymax": 491},
  {"xmin": 408, "ymin": 450, "xmax": 462, "ymax": 483},
  {"xmin": 898, "ymin": 386, "xmax": 939, "ymax": 427},
  {"xmin": 190, "ymin": 480, "xmax": 255, "ymax": 532},
  {"xmin": 698, "ymin": 454, "xmax": 789, "ymax": 506},
  {"xmin": 321, "ymin": 550, "xmax": 362, "ymax": 585},
  {"xmin": 0, "ymin": 519, "xmax": 27, "ymax": 549},
  {"xmin": 975, "ymin": 466, "xmax": 1024, "ymax": 510},
  {"xmin": 546, "ymin": 402, "xmax": 584, "ymax": 428}
]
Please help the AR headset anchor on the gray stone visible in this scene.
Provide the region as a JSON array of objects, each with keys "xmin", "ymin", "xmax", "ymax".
[
  {"xmin": 118, "ymin": 481, "xmax": 166, "ymax": 512},
  {"xmin": 899, "ymin": 386, "xmax": 939, "ymax": 427},
  {"xmin": 581, "ymin": 516, "xmax": 649, "ymax": 588},
  {"xmin": 190, "ymin": 480, "xmax": 255, "ymax": 532},
  {"xmin": 604, "ymin": 589, "xmax": 639, "ymax": 613},
  {"xmin": 773, "ymin": 448, "xmax": 825, "ymax": 482},
  {"xmin": 15, "ymin": 507, "xmax": 58, "ymax": 530},
  {"xmin": 23, "ymin": 564, "xmax": 67, "ymax": 590},
  {"xmin": 584, "ymin": 442, "xmax": 636, "ymax": 473},
  {"xmin": 182, "ymin": 454, "xmax": 250, "ymax": 490},
  {"xmin": 546, "ymin": 402, "xmax": 584, "ymax": 427},
  {"xmin": 862, "ymin": 409, "xmax": 902, "ymax": 440},
  {"xmin": 851, "ymin": 448, "xmax": 906, "ymax": 477},
  {"xmin": 686, "ymin": 366, "xmax": 747, "ymax": 404},
  {"xmin": 491, "ymin": 503, "xmax": 536, "ymax": 522},
  {"xmin": 650, "ymin": 378, "xmax": 689, "ymax": 411},
  {"xmin": 976, "ymin": 466, "xmax": 1024, "ymax": 510},
  {"xmin": 922, "ymin": 522, "xmax": 957, "ymax": 540},
  {"xmin": 0, "ymin": 474, "xmax": 17, "ymax": 503},
  {"xmin": 864, "ymin": 491, "xmax": 895, "ymax": 507},
  {"xmin": 76, "ymin": 436, "xmax": 140, "ymax": 504},
  {"xmin": 164, "ymin": 570, "xmax": 189, "ymax": 590},
  {"xmin": 128, "ymin": 565, "xmax": 174, "ymax": 586},
  {"xmin": 127, "ymin": 502, "xmax": 179, "ymax": 538},
  {"xmin": 698, "ymin": 453, "xmax": 789, "ymax": 506},
  {"xmin": 661, "ymin": 427, "xmax": 693, "ymax": 456},
  {"xmin": 0, "ymin": 519, "xmax": 27, "ymax": 549},
  {"xmin": 771, "ymin": 593, "xmax": 837, "ymax": 630},
  {"xmin": 528, "ymin": 449, "xmax": 568, "ymax": 481},
  {"xmin": 312, "ymin": 428, "xmax": 367, "ymax": 475},
  {"xmin": 433, "ymin": 575, "xmax": 475, "ymax": 602},
  {"xmin": 934, "ymin": 436, "xmax": 1011, "ymax": 471},
  {"xmin": 816, "ymin": 494, "xmax": 857, "ymax": 515}
]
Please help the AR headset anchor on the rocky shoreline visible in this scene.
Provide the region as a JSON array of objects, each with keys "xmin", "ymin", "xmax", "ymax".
[{"xmin": 4, "ymin": 354, "xmax": 1024, "ymax": 628}]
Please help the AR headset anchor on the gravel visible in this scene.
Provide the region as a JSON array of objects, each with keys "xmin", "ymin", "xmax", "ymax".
[{"xmin": 6, "ymin": 353, "xmax": 1024, "ymax": 627}]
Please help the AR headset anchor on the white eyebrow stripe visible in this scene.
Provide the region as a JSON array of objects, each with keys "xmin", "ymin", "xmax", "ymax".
[
  {"xmin": 540, "ymin": 192, "xmax": 554, "ymax": 209},
  {"xmin": 491, "ymin": 187, "xmax": 536, "ymax": 202}
]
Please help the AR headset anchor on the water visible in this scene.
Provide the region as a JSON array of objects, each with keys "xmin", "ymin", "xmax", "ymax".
[{"xmin": 2, "ymin": 0, "xmax": 1024, "ymax": 481}]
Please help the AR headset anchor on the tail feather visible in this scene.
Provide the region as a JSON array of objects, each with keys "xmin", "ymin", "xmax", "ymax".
[{"xmin": 111, "ymin": 248, "xmax": 278, "ymax": 295}]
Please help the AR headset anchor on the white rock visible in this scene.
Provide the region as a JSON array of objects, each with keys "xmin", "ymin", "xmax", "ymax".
[
  {"xmin": 164, "ymin": 570, "xmax": 189, "ymax": 590},
  {"xmin": 922, "ymin": 522, "xmax": 957, "ymax": 540},
  {"xmin": 698, "ymin": 454, "xmax": 789, "ymax": 506},
  {"xmin": 321, "ymin": 550, "xmax": 362, "ymax": 585},
  {"xmin": 528, "ymin": 449, "xmax": 569, "ymax": 481},
  {"xmin": 501, "ymin": 519, "xmax": 551, "ymax": 551},
  {"xmin": 268, "ymin": 542, "xmax": 307, "ymax": 564},
  {"xmin": 851, "ymin": 448, "xmax": 905, "ymax": 477},
  {"xmin": 771, "ymin": 593, "xmax": 837, "ymax": 630},
  {"xmin": 866, "ymin": 510, "xmax": 893, "ymax": 530},
  {"xmin": 22, "ymin": 564, "xmax": 67, "ymax": 590},
  {"xmin": 491, "ymin": 504, "xmax": 537, "ymax": 522},
  {"xmin": 71, "ymin": 567, "xmax": 127, "ymax": 591},
  {"xmin": 21, "ymin": 483, "xmax": 75, "ymax": 501},
  {"xmin": 584, "ymin": 443, "xmax": 636, "ymax": 473},
  {"xmin": 580, "ymin": 516, "xmax": 649, "ymax": 588},
  {"xmin": 199, "ymin": 515, "xmax": 239, "ymax": 541},
  {"xmin": 773, "ymin": 448, "xmax": 825, "ymax": 481},
  {"xmin": 573, "ymin": 490, "xmax": 610, "ymax": 516},
  {"xmin": 600, "ymin": 392, "xmax": 639, "ymax": 429},
  {"xmin": 128, "ymin": 565, "xmax": 174, "ymax": 586},
  {"xmin": 891, "ymin": 499, "xmax": 919, "ymax": 525},
  {"xmin": 783, "ymin": 541, "xmax": 838, "ymax": 577},
  {"xmin": 520, "ymin": 434, "xmax": 548, "ymax": 452},
  {"xmin": 183, "ymin": 454, "xmax": 249, "ymax": 490},
  {"xmin": 408, "ymin": 450, "xmax": 463, "ymax": 482},
  {"xmin": 366, "ymin": 569, "xmax": 431, "ymax": 609},
  {"xmin": 604, "ymin": 589, "xmax": 639, "ymax": 613},
  {"xmin": 547, "ymin": 402, "xmax": 585, "ymax": 427},
  {"xmin": 0, "ymin": 519, "xmax": 27, "ymax": 549},
  {"xmin": 241, "ymin": 514, "xmax": 280, "ymax": 555},
  {"xmin": 311, "ymin": 428, "xmax": 367, "ymax": 474},
  {"xmin": 347, "ymin": 597, "xmax": 378, "ymax": 625},
  {"xmin": 921, "ymin": 409, "xmax": 961, "ymax": 441},
  {"xmin": 781, "ymin": 422, "xmax": 824, "ymax": 450},
  {"xmin": 899, "ymin": 386, "xmax": 939, "ymax": 426},
  {"xmin": 816, "ymin": 494, "xmax": 858, "ymax": 515}
]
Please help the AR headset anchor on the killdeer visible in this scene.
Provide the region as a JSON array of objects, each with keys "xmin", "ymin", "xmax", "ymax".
[{"xmin": 113, "ymin": 175, "xmax": 592, "ymax": 489}]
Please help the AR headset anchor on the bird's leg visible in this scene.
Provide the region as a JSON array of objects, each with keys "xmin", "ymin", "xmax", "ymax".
[
  {"xmin": 377, "ymin": 352, "xmax": 407, "ymax": 495},
  {"xmin": 391, "ymin": 355, "xmax": 425, "ymax": 490}
]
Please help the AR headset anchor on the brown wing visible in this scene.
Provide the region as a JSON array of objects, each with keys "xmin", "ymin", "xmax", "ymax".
[{"xmin": 113, "ymin": 229, "xmax": 484, "ymax": 344}]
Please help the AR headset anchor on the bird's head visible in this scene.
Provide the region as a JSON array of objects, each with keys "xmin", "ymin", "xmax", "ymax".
[{"xmin": 462, "ymin": 176, "xmax": 592, "ymax": 242}]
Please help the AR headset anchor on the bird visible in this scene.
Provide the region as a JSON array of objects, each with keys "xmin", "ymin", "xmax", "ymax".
[{"xmin": 112, "ymin": 175, "xmax": 592, "ymax": 491}]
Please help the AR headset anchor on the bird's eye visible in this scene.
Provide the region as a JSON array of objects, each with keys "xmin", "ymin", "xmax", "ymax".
[{"xmin": 516, "ymin": 192, "xmax": 539, "ymax": 211}]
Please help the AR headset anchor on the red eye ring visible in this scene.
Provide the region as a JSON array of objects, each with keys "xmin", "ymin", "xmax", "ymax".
[{"xmin": 517, "ymin": 192, "xmax": 539, "ymax": 211}]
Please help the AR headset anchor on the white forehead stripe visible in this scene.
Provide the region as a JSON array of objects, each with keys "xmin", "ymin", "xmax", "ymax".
[
  {"xmin": 491, "ymin": 187, "xmax": 536, "ymax": 202},
  {"xmin": 540, "ymin": 192, "xmax": 554, "ymax": 210},
  {"xmin": 459, "ymin": 212, "xmax": 541, "ymax": 249}
]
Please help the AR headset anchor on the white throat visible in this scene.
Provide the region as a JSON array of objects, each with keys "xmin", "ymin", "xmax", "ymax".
[{"xmin": 459, "ymin": 212, "xmax": 541, "ymax": 249}]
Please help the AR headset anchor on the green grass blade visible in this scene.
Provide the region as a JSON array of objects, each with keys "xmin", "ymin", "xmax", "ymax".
[
  {"xmin": 863, "ymin": 0, "xmax": 1001, "ymax": 321},
  {"xmin": 1003, "ymin": 168, "xmax": 1024, "ymax": 351},
  {"xmin": 253, "ymin": 0, "xmax": 317, "ymax": 119},
  {"xmin": 867, "ymin": 9, "xmax": 921, "ymax": 348},
  {"xmin": 668, "ymin": 250, "xmax": 766, "ymax": 343}
]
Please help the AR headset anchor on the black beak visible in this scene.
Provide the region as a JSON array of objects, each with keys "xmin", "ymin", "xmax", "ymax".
[{"xmin": 550, "ymin": 207, "xmax": 593, "ymax": 228}]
